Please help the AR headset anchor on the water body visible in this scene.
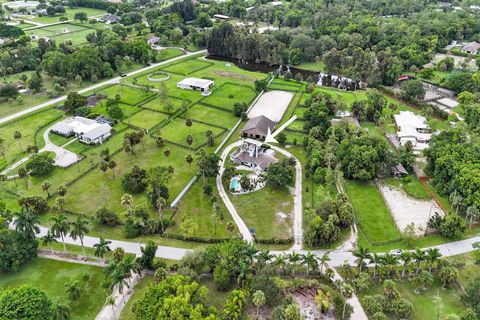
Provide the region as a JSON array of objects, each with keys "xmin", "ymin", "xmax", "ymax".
[{"xmin": 206, "ymin": 55, "xmax": 362, "ymax": 91}]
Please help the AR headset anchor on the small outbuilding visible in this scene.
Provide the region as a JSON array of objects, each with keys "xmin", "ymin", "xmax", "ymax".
[
  {"xmin": 176, "ymin": 78, "xmax": 214, "ymax": 92},
  {"xmin": 461, "ymin": 41, "xmax": 480, "ymax": 54},
  {"xmin": 391, "ymin": 163, "xmax": 408, "ymax": 178},
  {"xmin": 241, "ymin": 115, "xmax": 275, "ymax": 141}
]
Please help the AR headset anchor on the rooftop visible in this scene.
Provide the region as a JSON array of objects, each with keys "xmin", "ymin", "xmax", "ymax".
[{"xmin": 177, "ymin": 77, "xmax": 213, "ymax": 88}]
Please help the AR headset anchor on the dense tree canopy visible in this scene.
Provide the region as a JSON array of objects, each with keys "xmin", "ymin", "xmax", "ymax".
[{"xmin": 0, "ymin": 285, "xmax": 54, "ymax": 320}]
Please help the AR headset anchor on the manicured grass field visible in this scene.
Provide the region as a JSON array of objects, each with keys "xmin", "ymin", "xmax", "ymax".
[
  {"xmin": 202, "ymin": 83, "xmax": 257, "ymax": 111},
  {"xmin": 0, "ymin": 257, "xmax": 106, "ymax": 320},
  {"xmin": 173, "ymin": 180, "xmax": 237, "ymax": 239},
  {"xmin": 184, "ymin": 104, "xmax": 239, "ymax": 128},
  {"xmin": 156, "ymin": 48, "xmax": 185, "ymax": 62},
  {"xmin": 268, "ymin": 78, "xmax": 304, "ymax": 92},
  {"xmin": 140, "ymin": 96, "xmax": 186, "ymax": 113},
  {"xmin": 358, "ymin": 278, "xmax": 464, "ymax": 320},
  {"xmin": 158, "ymin": 117, "xmax": 225, "ymax": 149},
  {"xmin": 91, "ymin": 102, "xmax": 141, "ymax": 118},
  {"xmin": 296, "ymin": 60, "xmax": 325, "ymax": 71},
  {"xmin": 230, "ymin": 186, "xmax": 293, "ymax": 240},
  {"xmin": 126, "ymin": 109, "xmax": 169, "ymax": 130},
  {"xmin": 29, "ymin": 8, "xmax": 106, "ymax": 24},
  {"xmin": 162, "ymin": 59, "xmax": 212, "ymax": 75},
  {"xmin": 345, "ymin": 180, "xmax": 401, "ymax": 244},
  {"xmin": 98, "ymin": 85, "xmax": 154, "ymax": 106}
]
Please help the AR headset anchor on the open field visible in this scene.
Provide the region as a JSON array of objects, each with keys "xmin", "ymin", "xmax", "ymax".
[
  {"xmin": 230, "ymin": 186, "xmax": 293, "ymax": 240},
  {"xmin": 162, "ymin": 59, "xmax": 212, "ymax": 75},
  {"xmin": 183, "ymin": 104, "xmax": 238, "ymax": 128},
  {"xmin": 202, "ymin": 83, "xmax": 257, "ymax": 111},
  {"xmin": 98, "ymin": 85, "xmax": 155, "ymax": 106},
  {"xmin": 346, "ymin": 180, "xmax": 401, "ymax": 244},
  {"xmin": 0, "ymin": 257, "xmax": 106, "ymax": 320},
  {"xmin": 126, "ymin": 109, "xmax": 169, "ymax": 130},
  {"xmin": 141, "ymin": 96, "xmax": 186, "ymax": 113},
  {"xmin": 296, "ymin": 60, "xmax": 325, "ymax": 71},
  {"xmin": 29, "ymin": 7, "xmax": 106, "ymax": 24}
]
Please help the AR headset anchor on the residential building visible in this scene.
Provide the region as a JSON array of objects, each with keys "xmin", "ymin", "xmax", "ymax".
[
  {"xmin": 213, "ymin": 14, "xmax": 230, "ymax": 20},
  {"xmin": 461, "ymin": 41, "xmax": 480, "ymax": 54},
  {"xmin": 51, "ymin": 116, "xmax": 112, "ymax": 144},
  {"xmin": 147, "ymin": 36, "xmax": 160, "ymax": 47},
  {"xmin": 241, "ymin": 115, "xmax": 275, "ymax": 141},
  {"xmin": 176, "ymin": 78, "xmax": 214, "ymax": 92},
  {"xmin": 393, "ymin": 111, "xmax": 432, "ymax": 150},
  {"xmin": 230, "ymin": 139, "xmax": 278, "ymax": 171},
  {"xmin": 102, "ymin": 14, "xmax": 119, "ymax": 24},
  {"xmin": 391, "ymin": 163, "xmax": 408, "ymax": 178}
]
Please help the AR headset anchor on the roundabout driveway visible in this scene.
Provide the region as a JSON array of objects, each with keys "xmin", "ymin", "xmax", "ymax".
[{"xmin": 40, "ymin": 125, "xmax": 79, "ymax": 167}]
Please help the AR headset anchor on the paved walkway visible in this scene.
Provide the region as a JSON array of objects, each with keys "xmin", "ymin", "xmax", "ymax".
[
  {"xmin": 40, "ymin": 125, "xmax": 79, "ymax": 167},
  {"xmin": 332, "ymin": 268, "xmax": 369, "ymax": 320},
  {"xmin": 38, "ymin": 250, "xmax": 105, "ymax": 267},
  {"xmin": 0, "ymin": 50, "xmax": 207, "ymax": 126}
]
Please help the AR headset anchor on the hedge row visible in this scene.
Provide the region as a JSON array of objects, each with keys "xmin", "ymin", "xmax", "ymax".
[
  {"xmin": 255, "ymin": 238, "xmax": 294, "ymax": 245},
  {"xmin": 162, "ymin": 232, "xmax": 231, "ymax": 243}
]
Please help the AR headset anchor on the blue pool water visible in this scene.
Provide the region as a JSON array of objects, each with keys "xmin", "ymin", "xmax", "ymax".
[{"xmin": 230, "ymin": 178, "xmax": 240, "ymax": 191}]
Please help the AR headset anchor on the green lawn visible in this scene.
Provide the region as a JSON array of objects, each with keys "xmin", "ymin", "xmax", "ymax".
[
  {"xmin": 296, "ymin": 60, "xmax": 325, "ymax": 71},
  {"xmin": 345, "ymin": 180, "xmax": 401, "ymax": 244},
  {"xmin": 158, "ymin": 117, "xmax": 225, "ymax": 149},
  {"xmin": 358, "ymin": 278, "xmax": 465, "ymax": 320},
  {"xmin": 126, "ymin": 109, "xmax": 169, "ymax": 130},
  {"xmin": 162, "ymin": 59, "xmax": 212, "ymax": 75},
  {"xmin": 91, "ymin": 102, "xmax": 141, "ymax": 118},
  {"xmin": 183, "ymin": 104, "xmax": 239, "ymax": 128},
  {"xmin": 0, "ymin": 257, "xmax": 106, "ymax": 320},
  {"xmin": 172, "ymin": 179, "xmax": 237, "ymax": 239},
  {"xmin": 119, "ymin": 275, "xmax": 153, "ymax": 320},
  {"xmin": 230, "ymin": 186, "xmax": 293, "ymax": 240},
  {"xmin": 29, "ymin": 8, "xmax": 106, "ymax": 24},
  {"xmin": 156, "ymin": 48, "xmax": 185, "ymax": 62},
  {"xmin": 268, "ymin": 78, "xmax": 304, "ymax": 92},
  {"xmin": 382, "ymin": 177, "xmax": 431, "ymax": 200},
  {"xmin": 98, "ymin": 85, "xmax": 154, "ymax": 106},
  {"xmin": 140, "ymin": 96, "xmax": 186, "ymax": 113},
  {"xmin": 202, "ymin": 83, "xmax": 257, "ymax": 111}
]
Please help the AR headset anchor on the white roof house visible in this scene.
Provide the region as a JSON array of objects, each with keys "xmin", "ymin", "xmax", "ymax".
[
  {"xmin": 177, "ymin": 78, "xmax": 214, "ymax": 93},
  {"xmin": 51, "ymin": 116, "xmax": 112, "ymax": 144},
  {"xmin": 394, "ymin": 111, "xmax": 432, "ymax": 150},
  {"xmin": 213, "ymin": 14, "xmax": 230, "ymax": 20}
]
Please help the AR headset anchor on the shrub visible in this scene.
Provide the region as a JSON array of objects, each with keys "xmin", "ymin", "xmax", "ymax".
[
  {"xmin": 213, "ymin": 261, "xmax": 231, "ymax": 291},
  {"xmin": 122, "ymin": 166, "xmax": 147, "ymax": 194},
  {"xmin": 95, "ymin": 206, "xmax": 120, "ymax": 225},
  {"xmin": 25, "ymin": 153, "xmax": 54, "ymax": 176}
]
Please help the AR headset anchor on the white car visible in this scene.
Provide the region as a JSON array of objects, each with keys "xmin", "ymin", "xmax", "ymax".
[{"xmin": 390, "ymin": 249, "xmax": 404, "ymax": 256}]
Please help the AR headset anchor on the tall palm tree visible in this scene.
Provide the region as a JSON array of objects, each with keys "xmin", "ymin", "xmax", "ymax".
[
  {"xmin": 426, "ymin": 248, "xmax": 442, "ymax": 272},
  {"xmin": 370, "ymin": 253, "xmax": 383, "ymax": 279},
  {"xmin": 257, "ymin": 250, "xmax": 273, "ymax": 269},
  {"xmin": 41, "ymin": 181, "xmax": 52, "ymax": 198},
  {"xmin": 120, "ymin": 193, "xmax": 133, "ymax": 213},
  {"xmin": 111, "ymin": 268, "xmax": 129, "ymax": 304},
  {"xmin": 273, "ymin": 254, "xmax": 287, "ymax": 275},
  {"xmin": 13, "ymin": 130, "xmax": 22, "ymax": 152},
  {"xmin": 382, "ymin": 253, "xmax": 399, "ymax": 277},
  {"xmin": 288, "ymin": 251, "xmax": 302, "ymax": 276},
  {"xmin": 42, "ymin": 232, "xmax": 58, "ymax": 255},
  {"xmin": 399, "ymin": 251, "xmax": 413, "ymax": 279},
  {"xmin": 319, "ymin": 253, "xmax": 331, "ymax": 274},
  {"xmin": 156, "ymin": 197, "xmax": 166, "ymax": 233},
  {"xmin": 53, "ymin": 302, "xmax": 71, "ymax": 320},
  {"xmin": 244, "ymin": 245, "xmax": 259, "ymax": 265},
  {"xmin": 56, "ymin": 185, "xmax": 67, "ymax": 197},
  {"xmin": 302, "ymin": 252, "xmax": 318, "ymax": 276},
  {"xmin": 65, "ymin": 280, "xmax": 81, "ymax": 301},
  {"xmin": 413, "ymin": 248, "xmax": 427, "ymax": 275},
  {"xmin": 94, "ymin": 238, "xmax": 112, "ymax": 260},
  {"xmin": 50, "ymin": 214, "xmax": 70, "ymax": 254},
  {"xmin": 353, "ymin": 247, "xmax": 372, "ymax": 272},
  {"xmin": 120, "ymin": 255, "xmax": 137, "ymax": 287},
  {"xmin": 14, "ymin": 210, "xmax": 40, "ymax": 239},
  {"xmin": 70, "ymin": 217, "xmax": 89, "ymax": 257}
]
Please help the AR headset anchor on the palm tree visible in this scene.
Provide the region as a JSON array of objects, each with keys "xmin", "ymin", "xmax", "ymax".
[
  {"xmin": 163, "ymin": 147, "xmax": 170, "ymax": 158},
  {"xmin": 53, "ymin": 302, "xmax": 71, "ymax": 320},
  {"xmin": 42, "ymin": 232, "xmax": 58, "ymax": 255},
  {"xmin": 235, "ymin": 260, "xmax": 253, "ymax": 287},
  {"xmin": 120, "ymin": 255, "xmax": 137, "ymax": 287},
  {"xmin": 318, "ymin": 253, "xmax": 330, "ymax": 274},
  {"xmin": 185, "ymin": 118, "xmax": 192, "ymax": 134},
  {"xmin": 466, "ymin": 206, "xmax": 480, "ymax": 228},
  {"xmin": 353, "ymin": 247, "xmax": 372, "ymax": 272},
  {"xmin": 399, "ymin": 251, "xmax": 413, "ymax": 279},
  {"xmin": 252, "ymin": 290, "xmax": 266, "ymax": 319},
  {"xmin": 370, "ymin": 253, "xmax": 383, "ymax": 279},
  {"xmin": 56, "ymin": 196, "xmax": 66, "ymax": 211},
  {"xmin": 94, "ymin": 237, "xmax": 112, "ymax": 260},
  {"xmin": 185, "ymin": 154, "xmax": 193, "ymax": 167},
  {"xmin": 41, "ymin": 181, "xmax": 52, "ymax": 198},
  {"xmin": 14, "ymin": 210, "xmax": 40, "ymax": 239},
  {"xmin": 108, "ymin": 160, "xmax": 117, "ymax": 178},
  {"xmin": 226, "ymin": 221, "xmax": 235, "ymax": 238},
  {"xmin": 302, "ymin": 252, "xmax": 318, "ymax": 276},
  {"xmin": 105, "ymin": 296, "xmax": 116, "ymax": 318},
  {"xmin": 120, "ymin": 193, "xmax": 133, "ymax": 213},
  {"xmin": 156, "ymin": 197, "xmax": 166, "ymax": 233},
  {"xmin": 382, "ymin": 253, "xmax": 399, "ymax": 277},
  {"xmin": 186, "ymin": 134, "xmax": 193, "ymax": 150},
  {"xmin": 413, "ymin": 248, "xmax": 427, "ymax": 275},
  {"xmin": 257, "ymin": 250, "xmax": 273, "ymax": 269},
  {"xmin": 65, "ymin": 280, "xmax": 81, "ymax": 301},
  {"xmin": 70, "ymin": 217, "xmax": 89, "ymax": 257},
  {"xmin": 288, "ymin": 251, "xmax": 302, "ymax": 276},
  {"xmin": 273, "ymin": 254, "xmax": 287, "ymax": 275},
  {"xmin": 426, "ymin": 248, "xmax": 442, "ymax": 272},
  {"xmin": 50, "ymin": 214, "xmax": 70, "ymax": 254},
  {"xmin": 13, "ymin": 130, "xmax": 22, "ymax": 152},
  {"xmin": 111, "ymin": 268, "xmax": 129, "ymax": 304},
  {"xmin": 57, "ymin": 185, "xmax": 67, "ymax": 197}
]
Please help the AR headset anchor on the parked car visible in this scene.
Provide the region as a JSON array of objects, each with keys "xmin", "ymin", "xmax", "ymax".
[
  {"xmin": 390, "ymin": 249, "xmax": 404, "ymax": 256},
  {"xmin": 119, "ymin": 72, "xmax": 127, "ymax": 78}
]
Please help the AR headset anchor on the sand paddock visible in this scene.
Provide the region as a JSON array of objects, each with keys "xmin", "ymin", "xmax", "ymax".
[{"xmin": 248, "ymin": 90, "xmax": 294, "ymax": 122}]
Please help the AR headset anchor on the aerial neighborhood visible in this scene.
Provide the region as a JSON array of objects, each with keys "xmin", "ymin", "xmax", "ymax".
[{"xmin": 1, "ymin": 0, "xmax": 480, "ymax": 320}]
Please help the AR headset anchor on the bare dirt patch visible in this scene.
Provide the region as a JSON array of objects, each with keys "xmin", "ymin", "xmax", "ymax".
[{"xmin": 213, "ymin": 70, "xmax": 256, "ymax": 82}]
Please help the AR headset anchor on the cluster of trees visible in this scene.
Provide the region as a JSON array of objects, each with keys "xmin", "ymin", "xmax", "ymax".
[
  {"xmin": 305, "ymin": 194, "xmax": 354, "ymax": 246},
  {"xmin": 266, "ymin": 158, "xmax": 295, "ymax": 189},
  {"xmin": 341, "ymin": 246, "xmax": 468, "ymax": 319}
]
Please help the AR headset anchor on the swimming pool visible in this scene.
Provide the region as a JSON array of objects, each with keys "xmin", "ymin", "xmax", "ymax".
[{"xmin": 230, "ymin": 178, "xmax": 240, "ymax": 191}]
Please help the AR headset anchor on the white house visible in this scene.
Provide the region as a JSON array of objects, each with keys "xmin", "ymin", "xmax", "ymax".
[
  {"xmin": 177, "ymin": 78, "xmax": 214, "ymax": 93},
  {"xmin": 51, "ymin": 116, "xmax": 112, "ymax": 145},
  {"xmin": 230, "ymin": 139, "xmax": 278, "ymax": 171},
  {"xmin": 394, "ymin": 111, "xmax": 432, "ymax": 150}
]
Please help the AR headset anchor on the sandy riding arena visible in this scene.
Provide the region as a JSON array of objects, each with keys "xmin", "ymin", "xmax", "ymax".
[
  {"xmin": 378, "ymin": 183, "xmax": 445, "ymax": 235},
  {"xmin": 248, "ymin": 90, "xmax": 294, "ymax": 122}
]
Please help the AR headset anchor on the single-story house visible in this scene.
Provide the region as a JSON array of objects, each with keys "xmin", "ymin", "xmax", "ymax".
[
  {"xmin": 36, "ymin": 8, "xmax": 47, "ymax": 15},
  {"xmin": 230, "ymin": 139, "xmax": 278, "ymax": 171},
  {"xmin": 51, "ymin": 116, "xmax": 112, "ymax": 145},
  {"xmin": 102, "ymin": 14, "xmax": 119, "ymax": 24},
  {"xmin": 176, "ymin": 78, "xmax": 214, "ymax": 92},
  {"xmin": 241, "ymin": 115, "xmax": 275, "ymax": 141},
  {"xmin": 147, "ymin": 36, "xmax": 159, "ymax": 47},
  {"xmin": 461, "ymin": 41, "xmax": 480, "ymax": 54},
  {"xmin": 213, "ymin": 14, "xmax": 230, "ymax": 20},
  {"xmin": 398, "ymin": 74, "xmax": 415, "ymax": 82},
  {"xmin": 394, "ymin": 111, "xmax": 432, "ymax": 150},
  {"xmin": 391, "ymin": 163, "xmax": 408, "ymax": 178}
]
